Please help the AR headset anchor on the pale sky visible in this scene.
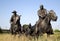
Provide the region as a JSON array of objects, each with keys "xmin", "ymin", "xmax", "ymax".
[{"xmin": 0, "ymin": 0, "xmax": 60, "ymax": 30}]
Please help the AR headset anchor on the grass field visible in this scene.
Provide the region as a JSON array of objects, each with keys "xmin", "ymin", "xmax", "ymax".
[{"xmin": 0, "ymin": 32, "xmax": 60, "ymax": 41}]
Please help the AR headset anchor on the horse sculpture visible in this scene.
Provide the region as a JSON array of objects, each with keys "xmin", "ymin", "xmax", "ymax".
[
  {"xmin": 34, "ymin": 10, "xmax": 57, "ymax": 37},
  {"xmin": 10, "ymin": 15, "xmax": 22, "ymax": 36}
]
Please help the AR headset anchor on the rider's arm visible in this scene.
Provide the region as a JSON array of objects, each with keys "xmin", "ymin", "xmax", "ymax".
[
  {"xmin": 40, "ymin": 9, "xmax": 47, "ymax": 18},
  {"xmin": 38, "ymin": 10, "xmax": 41, "ymax": 17},
  {"xmin": 38, "ymin": 10, "xmax": 44, "ymax": 18},
  {"xmin": 10, "ymin": 16, "xmax": 13, "ymax": 24}
]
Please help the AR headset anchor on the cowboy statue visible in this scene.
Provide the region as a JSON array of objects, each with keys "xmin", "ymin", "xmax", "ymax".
[
  {"xmin": 36, "ymin": 5, "xmax": 47, "ymax": 33},
  {"xmin": 10, "ymin": 10, "xmax": 21, "ymax": 35}
]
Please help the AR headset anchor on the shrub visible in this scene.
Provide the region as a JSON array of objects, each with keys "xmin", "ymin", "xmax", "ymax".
[
  {"xmin": 23, "ymin": 24, "xmax": 29, "ymax": 29},
  {"xmin": 0, "ymin": 27, "xmax": 3, "ymax": 33},
  {"xmin": 54, "ymin": 29, "xmax": 60, "ymax": 32}
]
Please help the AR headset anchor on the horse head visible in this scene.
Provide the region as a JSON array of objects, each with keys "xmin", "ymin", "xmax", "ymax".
[{"xmin": 48, "ymin": 10, "xmax": 57, "ymax": 21}]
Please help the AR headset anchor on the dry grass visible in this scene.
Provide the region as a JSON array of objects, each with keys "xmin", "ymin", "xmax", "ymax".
[{"xmin": 0, "ymin": 32, "xmax": 60, "ymax": 41}]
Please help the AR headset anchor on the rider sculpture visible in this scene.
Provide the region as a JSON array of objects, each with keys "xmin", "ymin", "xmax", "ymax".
[
  {"xmin": 10, "ymin": 10, "xmax": 21, "ymax": 34},
  {"xmin": 36, "ymin": 5, "xmax": 47, "ymax": 33}
]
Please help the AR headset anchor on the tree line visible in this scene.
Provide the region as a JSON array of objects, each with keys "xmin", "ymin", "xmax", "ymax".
[{"xmin": 0, "ymin": 26, "xmax": 60, "ymax": 33}]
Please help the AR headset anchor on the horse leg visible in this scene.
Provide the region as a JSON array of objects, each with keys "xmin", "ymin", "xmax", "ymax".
[
  {"xmin": 16, "ymin": 26, "xmax": 21, "ymax": 38},
  {"xmin": 18, "ymin": 29, "xmax": 21, "ymax": 38},
  {"xmin": 10, "ymin": 28, "xmax": 13, "ymax": 35},
  {"xmin": 10, "ymin": 24, "xmax": 14, "ymax": 35}
]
